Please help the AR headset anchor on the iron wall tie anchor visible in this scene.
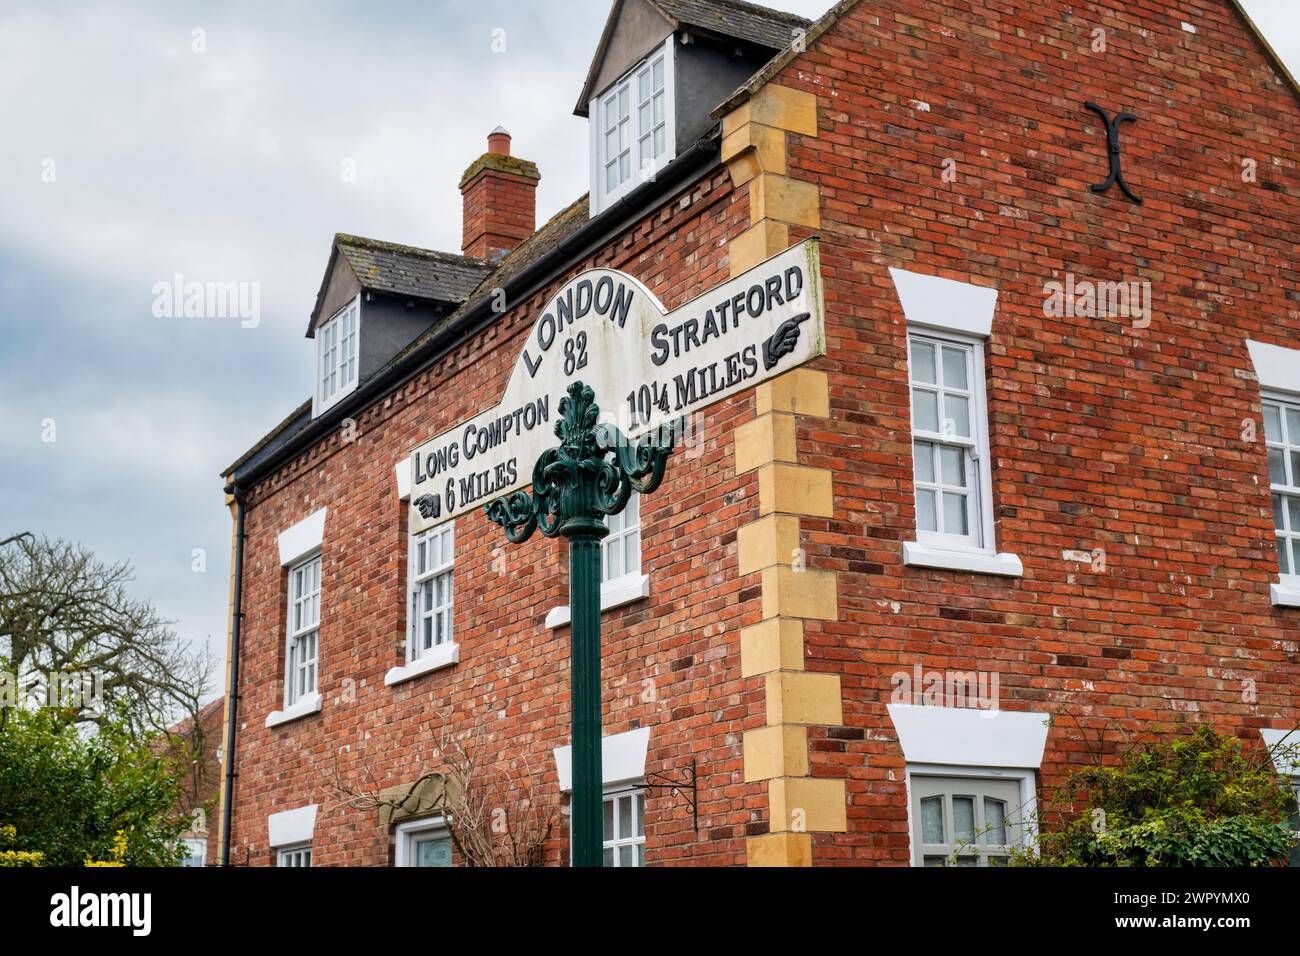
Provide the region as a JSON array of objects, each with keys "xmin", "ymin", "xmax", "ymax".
[{"xmin": 1085, "ymin": 101, "xmax": 1142, "ymax": 205}]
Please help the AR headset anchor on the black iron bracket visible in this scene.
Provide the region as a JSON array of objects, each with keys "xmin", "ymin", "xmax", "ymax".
[
  {"xmin": 1085, "ymin": 100, "xmax": 1143, "ymax": 204},
  {"xmin": 641, "ymin": 757, "xmax": 698, "ymax": 832}
]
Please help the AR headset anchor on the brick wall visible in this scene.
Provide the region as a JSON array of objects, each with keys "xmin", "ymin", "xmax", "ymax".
[
  {"xmin": 770, "ymin": 0, "xmax": 1300, "ymax": 863},
  {"xmin": 226, "ymin": 0, "xmax": 1300, "ymax": 866}
]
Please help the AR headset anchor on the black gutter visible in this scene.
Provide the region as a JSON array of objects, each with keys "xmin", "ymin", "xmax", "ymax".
[
  {"xmin": 229, "ymin": 134, "xmax": 721, "ymax": 491},
  {"xmin": 219, "ymin": 486, "xmax": 246, "ymax": 867}
]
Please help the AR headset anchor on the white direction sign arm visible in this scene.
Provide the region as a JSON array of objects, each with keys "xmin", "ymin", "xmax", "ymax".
[{"xmin": 409, "ymin": 239, "xmax": 824, "ymax": 533}]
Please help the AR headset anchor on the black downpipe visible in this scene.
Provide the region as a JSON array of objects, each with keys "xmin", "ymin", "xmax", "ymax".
[{"xmin": 220, "ymin": 487, "xmax": 245, "ymax": 866}]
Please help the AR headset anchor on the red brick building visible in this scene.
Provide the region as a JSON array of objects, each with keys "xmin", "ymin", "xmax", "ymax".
[{"xmin": 218, "ymin": 0, "xmax": 1300, "ymax": 867}]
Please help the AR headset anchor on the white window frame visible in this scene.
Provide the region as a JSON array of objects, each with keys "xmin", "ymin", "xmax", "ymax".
[
  {"xmin": 285, "ymin": 553, "xmax": 321, "ymax": 708},
  {"xmin": 602, "ymin": 787, "xmax": 646, "ymax": 867},
  {"xmin": 908, "ymin": 330, "xmax": 992, "ymax": 551},
  {"xmin": 276, "ymin": 843, "xmax": 312, "ymax": 867},
  {"xmin": 544, "ymin": 492, "xmax": 650, "ymax": 629},
  {"xmin": 589, "ymin": 37, "xmax": 676, "ymax": 216},
  {"xmin": 1264, "ymin": 391, "xmax": 1300, "ymax": 596},
  {"xmin": 386, "ymin": 522, "xmax": 461, "ymax": 686},
  {"xmin": 314, "ymin": 295, "xmax": 361, "ymax": 415},
  {"xmin": 902, "ymin": 328, "xmax": 1021, "ymax": 577},
  {"xmin": 602, "ymin": 490, "xmax": 641, "ymax": 584},
  {"xmin": 394, "ymin": 817, "xmax": 453, "ymax": 867},
  {"xmin": 904, "ymin": 764, "xmax": 1038, "ymax": 867},
  {"xmin": 408, "ymin": 522, "xmax": 455, "ymax": 659}
]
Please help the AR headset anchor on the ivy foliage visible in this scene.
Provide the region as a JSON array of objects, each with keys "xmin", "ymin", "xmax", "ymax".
[{"xmin": 1022, "ymin": 726, "xmax": 1298, "ymax": 867}]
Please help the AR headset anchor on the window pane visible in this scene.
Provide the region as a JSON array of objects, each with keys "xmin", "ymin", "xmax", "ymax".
[
  {"xmin": 942, "ymin": 346, "xmax": 968, "ymax": 389},
  {"xmin": 943, "ymin": 493, "xmax": 969, "ymax": 536},
  {"xmin": 1292, "ymin": 451, "xmax": 1300, "ymax": 487},
  {"xmin": 944, "ymin": 394, "xmax": 971, "ymax": 438},
  {"xmin": 1264, "ymin": 404, "xmax": 1282, "ymax": 440},
  {"xmin": 654, "ymin": 126, "xmax": 665, "ymax": 156},
  {"xmin": 984, "ymin": 798, "xmax": 1007, "ymax": 845},
  {"xmin": 920, "ymin": 796, "xmax": 944, "ymax": 843},
  {"xmin": 1289, "ymin": 496, "xmax": 1300, "ymax": 533},
  {"xmin": 910, "ymin": 341, "xmax": 936, "ymax": 384},
  {"xmin": 653, "ymin": 57, "xmax": 663, "ymax": 89},
  {"xmin": 940, "ymin": 445, "xmax": 965, "ymax": 487},
  {"xmin": 603, "ymin": 847, "xmax": 614, "ymax": 867},
  {"xmin": 1287, "ymin": 407, "xmax": 1300, "ymax": 443},
  {"xmin": 618, "ymin": 796, "xmax": 632, "ymax": 839},
  {"xmin": 912, "ymin": 389, "xmax": 939, "ymax": 432},
  {"xmin": 914, "ymin": 441, "xmax": 934, "ymax": 484},
  {"xmin": 1270, "ymin": 447, "xmax": 1286, "ymax": 484},
  {"xmin": 1275, "ymin": 494, "xmax": 1286, "ymax": 532},
  {"xmin": 953, "ymin": 797, "xmax": 976, "ymax": 842},
  {"xmin": 619, "ymin": 845, "xmax": 633, "ymax": 867},
  {"xmin": 635, "ymin": 795, "xmax": 645, "ymax": 837},
  {"xmin": 916, "ymin": 489, "xmax": 937, "ymax": 532},
  {"xmin": 1280, "ymin": 537, "xmax": 1291, "ymax": 576},
  {"xmin": 603, "ymin": 798, "xmax": 614, "ymax": 841},
  {"xmin": 625, "ymin": 533, "xmax": 639, "ymax": 576}
]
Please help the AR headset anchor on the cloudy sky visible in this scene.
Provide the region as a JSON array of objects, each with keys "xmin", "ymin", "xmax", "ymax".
[{"xmin": 0, "ymin": 0, "xmax": 1295, "ymax": 702}]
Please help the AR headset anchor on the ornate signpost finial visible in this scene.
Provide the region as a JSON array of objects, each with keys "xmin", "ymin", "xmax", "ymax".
[{"xmin": 485, "ymin": 380, "xmax": 676, "ymax": 867}]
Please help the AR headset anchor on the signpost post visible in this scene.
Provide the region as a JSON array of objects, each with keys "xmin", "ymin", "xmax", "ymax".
[
  {"xmin": 406, "ymin": 238, "xmax": 824, "ymax": 866},
  {"xmin": 484, "ymin": 381, "xmax": 676, "ymax": 867}
]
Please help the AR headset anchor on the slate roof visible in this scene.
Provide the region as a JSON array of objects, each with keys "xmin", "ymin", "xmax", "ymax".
[
  {"xmin": 651, "ymin": 0, "xmax": 809, "ymax": 49},
  {"xmin": 335, "ymin": 234, "xmax": 494, "ymax": 305}
]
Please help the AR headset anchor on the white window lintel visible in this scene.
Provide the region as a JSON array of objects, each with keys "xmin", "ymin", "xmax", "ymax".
[
  {"xmin": 889, "ymin": 267, "xmax": 998, "ymax": 338},
  {"xmin": 1247, "ymin": 339, "xmax": 1300, "ymax": 396},
  {"xmin": 267, "ymin": 804, "xmax": 318, "ymax": 848},
  {"xmin": 888, "ymin": 703, "xmax": 1050, "ymax": 768},
  {"xmin": 553, "ymin": 727, "xmax": 651, "ymax": 792},
  {"xmin": 277, "ymin": 508, "xmax": 327, "ymax": 567}
]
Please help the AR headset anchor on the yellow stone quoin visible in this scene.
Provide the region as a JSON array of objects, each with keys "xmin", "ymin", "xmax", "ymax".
[
  {"xmin": 723, "ymin": 80, "xmax": 844, "ymax": 867},
  {"xmin": 739, "ymin": 617, "xmax": 805, "ymax": 677}
]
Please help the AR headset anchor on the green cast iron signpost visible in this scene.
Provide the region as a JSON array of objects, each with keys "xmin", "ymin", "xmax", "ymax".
[{"xmin": 484, "ymin": 381, "xmax": 676, "ymax": 867}]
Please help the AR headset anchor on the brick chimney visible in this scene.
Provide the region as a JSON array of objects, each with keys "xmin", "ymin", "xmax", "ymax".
[{"xmin": 459, "ymin": 127, "xmax": 540, "ymax": 261}]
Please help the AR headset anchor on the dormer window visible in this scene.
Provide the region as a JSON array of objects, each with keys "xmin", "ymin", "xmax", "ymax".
[
  {"xmin": 590, "ymin": 38, "xmax": 675, "ymax": 215},
  {"xmin": 316, "ymin": 295, "xmax": 360, "ymax": 414}
]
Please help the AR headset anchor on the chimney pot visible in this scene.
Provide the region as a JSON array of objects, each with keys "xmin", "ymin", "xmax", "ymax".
[{"xmin": 487, "ymin": 127, "xmax": 511, "ymax": 156}]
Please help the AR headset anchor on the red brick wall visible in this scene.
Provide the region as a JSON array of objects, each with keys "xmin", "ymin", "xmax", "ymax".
[
  {"xmin": 772, "ymin": 0, "xmax": 1300, "ymax": 863},
  {"xmin": 228, "ymin": 0, "xmax": 1300, "ymax": 866},
  {"xmin": 230, "ymin": 168, "xmax": 760, "ymax": 866}
]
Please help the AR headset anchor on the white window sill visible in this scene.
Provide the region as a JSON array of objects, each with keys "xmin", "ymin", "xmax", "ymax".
[
  {"xmin": 545, "ymin": 574, "xmax": 650, "ymax": 629},
  {"xmin": 1271, "ymin": 582, "xmax": 1300, "ymax": 608},
  {"xmin": 384, "ymin": 642, "xmax": 460, "ymax": 686},
  {"xmin": 903, "ymin": 541, "xmax": 1023, "ymax": 578},
  {"xmin": 266, "ymin": 692, "xmax": 322, "ymax": 728}
]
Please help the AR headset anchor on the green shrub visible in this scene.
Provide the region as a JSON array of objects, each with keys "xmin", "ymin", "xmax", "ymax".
[{"xmin": 1017, "ymin": 726, "xmax": 1298, "ymax": 867}]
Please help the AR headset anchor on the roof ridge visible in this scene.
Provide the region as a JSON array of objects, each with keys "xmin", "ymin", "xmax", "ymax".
[
  {"xmin": 334, "ymin": 232, "xmax": 492, "ymax": 269},
  {"xmin": 687, "ymin": 0, "xmax": 810, "ymax": 27}
]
